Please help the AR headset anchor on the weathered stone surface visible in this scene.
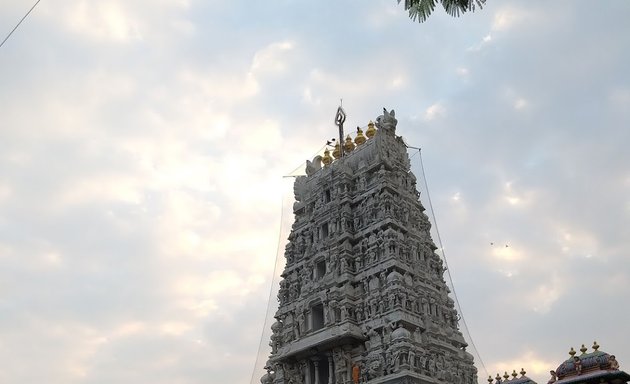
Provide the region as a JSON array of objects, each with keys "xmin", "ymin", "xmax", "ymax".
[{"xmin": 263, "ymin": 109, "xmax": 477, "ymax": 384}]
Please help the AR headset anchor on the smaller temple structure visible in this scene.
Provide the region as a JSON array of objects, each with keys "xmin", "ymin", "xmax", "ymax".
[
  {"xmin": 550, "ymin": 342, "xmax": 628, "ymax": 384},
  {"xmin": 489, "ymin": 343, "xmax": 628, "ymax": 384},
  {"xmin": 488, "ymin": 369, "xmax": 536, "ymax": 384}
]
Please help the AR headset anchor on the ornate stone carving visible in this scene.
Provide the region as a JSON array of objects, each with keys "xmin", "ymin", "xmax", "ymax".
[
  {"xmin": 305, "ymin": 155, "xmax": 322, "ymax": 176},
  {"xmin": 547, "ymin": 370, "xmax": 557, "ymax": 384},
  {"xmin": 264, "ymin": 109, "xmax": 477, "ymax": 384}
]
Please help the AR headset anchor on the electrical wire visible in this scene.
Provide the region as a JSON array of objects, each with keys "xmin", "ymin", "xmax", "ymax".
[
  {"xmin": 283, "ymin": 143, "xmax": 328, "ymax": 177},
  {"xmin": 250, "ymin": 183, "xmax": 288, "ymax": 384},
  {"xmin": 0, "ymin": 0, "xmax": 42, "ymax": 49},
  {"xmin": 251, "ymin": 143, "xmax": 330, "ymax": 383},
  {"xmin": 413, "ymin": 147, "xmax": 489, "ymax": 379}
]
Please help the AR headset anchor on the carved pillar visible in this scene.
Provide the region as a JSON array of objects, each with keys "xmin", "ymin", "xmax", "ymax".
[
  {"xmin": 313, "ymin": 359, "xmax": 321, "ymax": 384},
  {"xmin": 304, "ymin": 361, "xmax": 312, "ymax": 384},
  {"xmin": 328, "ymin": 355, "xmax": 334, "ymax": 384}
]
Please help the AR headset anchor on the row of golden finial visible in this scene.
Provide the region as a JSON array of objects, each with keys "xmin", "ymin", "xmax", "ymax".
[
  {"xmin": 568, "ymin": 341, "xmax": 600, "ymax": 356},
  {"xmin": 487, "ymin": 342, "xmax": 603, "ymax": 383},
  {"xmin": 322, "ymin": 121, "xmax": 377, "ymax": 165},
  {"xmin": 488, "ymin": 369, "xmax": 528, "ymax": 383}
]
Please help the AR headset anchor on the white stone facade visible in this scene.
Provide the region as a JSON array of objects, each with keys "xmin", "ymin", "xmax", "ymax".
[{"xmin": 262, "ymin": 109, "xmax": 477, "ymax": 384}]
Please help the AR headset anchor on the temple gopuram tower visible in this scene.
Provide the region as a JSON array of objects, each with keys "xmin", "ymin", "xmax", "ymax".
[{"xmin": 261, "ymin": 108, "xmax": 477, "ymax": 384}]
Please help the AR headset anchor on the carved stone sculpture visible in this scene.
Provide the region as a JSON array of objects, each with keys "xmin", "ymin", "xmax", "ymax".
[
  {"xmin": 263, "ymin": 108, "xmax": 476, "ymax": 384},
  {"xmin": 547, "ymin": 370, "xmax": 557, "ymax": 384},
  {"xmin": 610, "ymin": 355, "xmax": 620, "ymax": 370},
  {"xmin": 305, "ymin": 155, "xmax": 322, "ymax": 176}
]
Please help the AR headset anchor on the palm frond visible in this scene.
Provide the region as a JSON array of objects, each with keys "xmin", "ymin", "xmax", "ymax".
[
  {"xmin": 443, "ymin": 0, "xmax": 486, "ymax": 17},
  {"xmin": 398, "ymin": 0, "xmax": 438, "ymax": 23},
  {"xmin": 399, "ymin": 0, "xmax": 486, "ymax": 23},
  {"xmin": 442, "ymin": 0, "xmax": 465, "ymax": 17}
]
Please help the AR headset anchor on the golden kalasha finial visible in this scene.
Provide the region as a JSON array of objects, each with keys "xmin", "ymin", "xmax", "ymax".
[
  {"xmin": 592, "ymin": 341, "xmax": 600, "ymax": 351},
  {"xmin": 488, "ymin": 376, "xmax": 494, "ymax": 383},
  {"xmin": 366, "ymin": 120, "xmax": 376, "ymax": 138},
  {"xmin": 569, "ymin": 347, "xmax": 576, "ymax": 356},
  {"xmin": 344, "ymin": 134, "xmax": 355, "ymax": 152},
  {"xmin": 496, "ymin": 373, "xmax": 502, "ymax": 383},
  {"xmin": 503, "ymin": 372, "xmax": 510, "ymax": 381},
  {"xmin": 512, "ymin": 370, "xmax": 518, "ymax": 379},
  {"xmin": 580, "ymin": 344, "xmax": 587, "ymax": 355},
  {"xmin": 322, "ymin": 148, "xmax": 332, "ymax": 166},
  {"xmin": 520, "ymin": 368, "xmax": 526, "ymax": 377},
  {"xmin": 354, "ymin": 127, "xmax": 366, "ymax": 145},
  {"xmin": 332, "ymin": 143, "xmax": 341, "ymax": 159}
]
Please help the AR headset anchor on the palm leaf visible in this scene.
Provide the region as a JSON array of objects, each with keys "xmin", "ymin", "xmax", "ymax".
[
  {"xmin": 398, "ymin": 0, "xmax": 437, "ymax": 23},
  {"xmin": 442, "ymin": 0, "xmax": 468, "ymax": 17},
  {"xmin": 443, "ymin": 0, "xmax": 486, "ymax": 16},
  {"xmin": 400, "ymin": 0, "xmax": 486, "ymax": 23}
]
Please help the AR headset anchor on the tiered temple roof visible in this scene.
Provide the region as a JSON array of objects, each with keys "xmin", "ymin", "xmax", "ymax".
[{"xmin": 262, "ymin": 108, "xmax": 476, "ymax": 384}]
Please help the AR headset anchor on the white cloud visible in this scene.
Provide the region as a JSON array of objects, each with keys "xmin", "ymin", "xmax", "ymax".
[
  {"xmin": 423, "ymin": 103, "xmax": 446, "ymax": 121},
  {"xmin": 467, "ymin": 33, "xmax": 492, "ymax": 51},
  {"xmin": 57, "ymin": 174, "xmax": 144, "ymax": 207},
  {"xmin": 501, "ymin": 88, "xmax": 531, "ymax": 113},
  {"xmin": 492, "ymin": 11, "xmax": 515, "ymax": 32},
  {"xmin": 469, "ymin": 6, "xmax": 534, "ymax": 52},
  {"xmin": 1, "ymin": 1, "xmax": 630, "ymax": 384},
  {"xmin": 514, "ymin": 98, "xmax": 528, "ymax": 110},
  {"xmin": 555, "ymin": 228, "xmax": 599, "ymax": 260},
  {"xmin": 251, "ymin": 41, "xmax": 295, "ymax": 73},
  {"xmin": 526, "ymin": 277, "xmax": 564, "ymax": 313},
  {"xmin": 239, "ymin": 119, "xmax": 283, "ymax": 151},
  {"xmin": 502, "ymin": 181, "xmax": 536, "ymax": 207},
  {"xmin": 490, "ymin": 351, "xmax": 557, "ymax": 379},
  {"xmin": 302, "ymin": 86, "xmax": 321, "ymax": 106},
  {"xmin": 609, "ymin": 87, "xmax": 630, "ymax": 107},
  {"xmin": 51, "ymin": 0, "xmax": 193, "ymax": 43},
  {"xmin": 0, "ymin": 183, "xmax": 12, "ymax": 205},
  {"xmin": 306, "ymin": 68, "xmax": 377, "ymax": 99},
  {"xmin": 177, "ymin": 68, "xmax": 260, "ymax": 105},
  {"xmin": 491, "ymin": 6, "xmax": 538, "ymax": 33},
  {"xmin": 491, "ymin": 245, "xmax": 521, "ymax": 262},
  {"xmin": 364, "ymin": 2, "xmax": 403, "ymax": 29},
  {"xmin": 64, "ymin": 2, "xmax": 143, "ymax": 42},
  {"xmin": 389, "ymin": 74, "xmax": 406, "ymax": 89}
]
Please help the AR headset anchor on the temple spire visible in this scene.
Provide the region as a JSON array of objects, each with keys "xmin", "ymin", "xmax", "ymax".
[{"xmin": 334, "ymin": 105, "xmax": 346, "ymax": 159}]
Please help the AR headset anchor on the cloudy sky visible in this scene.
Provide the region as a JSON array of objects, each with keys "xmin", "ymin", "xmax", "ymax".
[{"xmin": 1, "ymin": 0, "xmax": 629, "ymax": 383}]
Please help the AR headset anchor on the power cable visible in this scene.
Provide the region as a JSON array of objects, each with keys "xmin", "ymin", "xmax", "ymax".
[
  {"xmin": 0, "ymin": 0, "xmax": 42, "ymax": 49},
  {"xmin": 413, "ymin": 146, "xmax": 489, "ymax": 379},
  {"xmin": 250, "ymin": 183, "xmax": 288, "ymax": 384},
  {"xmin": 251, "ymin": 144, "xmax": 329, "ymax": 383},
  {"xmin": 283, "ymin": 143, "xmax": 328, "ymax": 177}
]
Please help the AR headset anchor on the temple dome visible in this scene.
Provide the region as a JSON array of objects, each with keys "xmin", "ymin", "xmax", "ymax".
[{"xmin": 555, "ymin": 345, "xmax": 617, "ymax": 379}]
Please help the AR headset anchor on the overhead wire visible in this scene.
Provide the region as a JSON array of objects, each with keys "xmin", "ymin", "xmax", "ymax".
[
  {"xmin": 250, "ymin": 183, "xmax": 288, "ymax": 384},
  {"xmin": 283, "ymin": 143, "xmax": 328, "ymax": 177},
  {"xmin": 0, "ymin": 0, "xmax": 42, "ymax": 49},
  {"xmin": 251, "ymin": 144, "xmax": 329, "ymax": 383},
  {"xmin": 411, "ymin": 146, "xmax": 489, "ymax": 379}
]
